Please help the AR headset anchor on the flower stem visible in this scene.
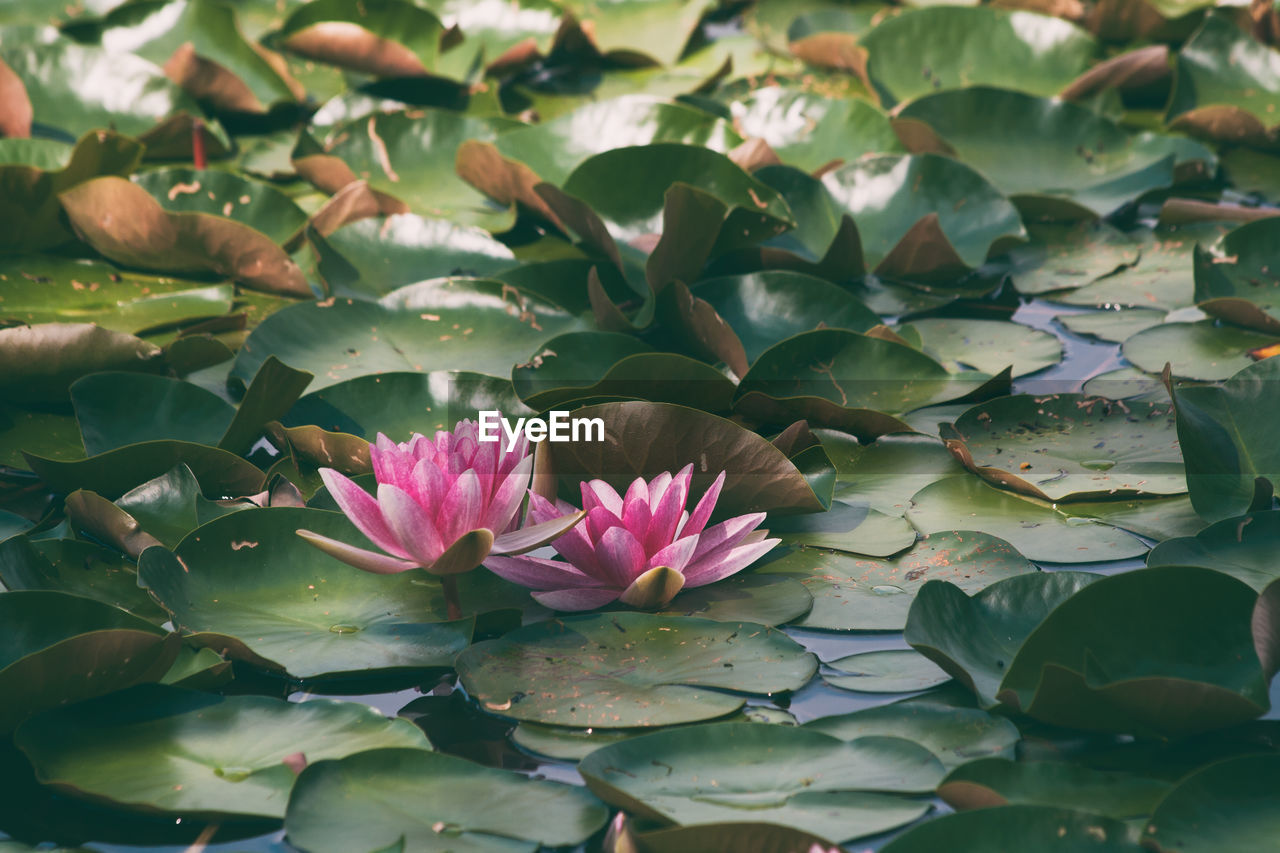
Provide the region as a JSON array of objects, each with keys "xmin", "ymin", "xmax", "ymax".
[{"xmin": 441, "ymin": 575, "xmax": 462, "ymax": 621}]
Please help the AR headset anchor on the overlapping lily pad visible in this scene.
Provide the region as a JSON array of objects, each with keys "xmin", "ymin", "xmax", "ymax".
[
  {"xmin": 579, "ymin": 723, "xmax": 940, "ymax": 841},
  {"xmin": 938, "ymin": 758, "xmax": 1172, "ymax": 819},
  {"xmin": 1148, "ymin": 510, "xmax": 1280, "ymax": 589},
  {"xmin": 1141, "ymin": 753, "xmax": 1280, "ymax": 852},
  {"xmin": 901, "ymin": 318, "xmax": 1062, "ymax": 378},
  {"xmin": 1123, "ymin": 319, "xmax": 1280, "ymax": 381},
  {"xmin": 906, "ymin": 566, "xmax": 1270, "ymax": 735},
  {"xmin": 940, "ymin": 393, "xmax": 1185, "ymax": 501},
  {"xmin": 730, "ymin": 87, "xmax": 903, "ymax": 173},
  {"xmin": 455, "ymin": 613, "xmax": 817, "ymax": 728},
  {"xmin": 284, "ymin": 747, "xmax": 608, "ymax": 852},
  {"xmin": 825, "ymin": 648, "xmax": 952, "ymax": 694},
  {"xmin": 14, "ymin": 685, "xmax": 430, "ymax": 820},
  {"xmin": 1193, "ymin": 218, "xmax": 1280, "ymax": 333},
  {"xmin": 757, "ymin": 530, "xmax": 1035, "ymax": 631},
  {"xmin": 880, "ymin": 805, "xmax": 1141, "ymax": 852}
]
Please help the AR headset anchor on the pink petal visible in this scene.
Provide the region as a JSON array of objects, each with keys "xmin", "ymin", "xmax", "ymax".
[
  {"xmin": 645, "ymin": 468, "xmax": 691, "ymax": 555},
  {"xmin": 371, "ymin": 433, "xmax": 413, "ymax": 485},
  {"xmin": 585, "ymin": 505, "xmax": 625, "ymax": 543},
  {"xmin": 581, "ymin": 479, "xmax": 623, "ymax": 516},
  {"xmin": 647, "ymin": 535, "xmax": 699, "ymax": 573},
  {"xmin": 483, "ymin": 555, "xmax": 601, "ymax": 590},
  {"xmin": 547, "ymin": 519, "xmax": 606, "ymax": 582},
  {"xmin": 646, "ymin": 470, "xmax": 674, "ymax": 507},
  {"xmin": 532, "ymin": 587, "xmax": 622, "ymax": 612},
  {"xmin": 680, "ymin": 470, "xmax": 726, "ymax": 538},
  {"xmin": 296, "ymin": 529, "xmax": 420, "ymax": 575},
  {"xmin": 442, "ymin": 469, "xmax": 483, "ymax": 543},
  {"xmin": 527, "ymin": 492, "xmax": 576, "ymax": 525},
  {"xmin": 318, "ymin": 468, "xmax": 411, "ymax": 560},
  {"xmin": 689, "ymin": 512, "xmax": 767, "ymax": 564},
  {"xmin": 491, "ymin": 510, "xmax": 586, "ymax": 555},
  {"xmin": 682, "ymin": 537, "xmax": 780, "ymax": 587},
  {"xmin": 408, "ymin": 457, "xmax": 449, "ymax": 517},
  {"xmin": 483, "ymin": 455, "xmax": 532, "ymax": 532},
  {"xmin": 595, "ymin": 525, "xmax": 646, "ymax": 587},
  {"xmin": 377, "ymin": 483, "xmax": 444, "ymax": 565}
]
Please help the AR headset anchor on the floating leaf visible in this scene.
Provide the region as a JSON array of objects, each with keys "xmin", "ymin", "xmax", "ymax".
[
  {"xmin": 938, "ymin": 758, "xmax": 1171, "ymax": 819},
  {"xmin": 758, "ymin": 530, "xmax": 1035, "ymax": 631},
  {"xmin": 825, "ymin": 648, "xmax": 952, "ymax": 694},
  {"xmin": 1193, "ymin": 218, "xmax": 1280, "ymax": 333},
  {"xmin": 579, "ymin": 724, "xmax": 939, "ymax": 841},
  {"xmin": 273, "ymin": 0, "xmax": 443, "ymax": 78},
  {"xmin": 1142, "ymin": 753, "xmax": 1280, "ymax": 853},
  {"xmin": 1006, "ymin": 221, "xmax": 1142, "ymax": 296},
  {"xmin": 1148, "ymin": 510, "xmax": 1280, "ymax": 590},
  {"xmin": 0, "ymin": 536, "xmax": 166, "ymax": 622},
  {"xmin": 1053, "ymin": 225, "xmax": 1228, "ymax": 311},
  {"xmin": 729, "ymin": 87, "xmax": 903, "ymax": 173},
  {"xmin": 818, "ymin": 431, "xmax": 969, "ymax": 517},
  {"xmin": 455, "ymin": 613, "xmax": 817, "ymax": 728},
  {"xmin": 1123, "ymin": 319, "xmax": 1280, "ymax": 381},
  {"xmin": 901, "ymin": 318, "xmax": 1062, "ymax": 377},
  {"xmin": 880, "ymin": 805, "xmax": 1141, "ymax": 852},
  {"xmin": 0, "ymin": 323, "xmax": 162, "ymax": 405},
  {"xmin": 14, "ymin": 685, "xmax": 430, "ymax": 820},
  {"xmin": 770, "ymin": 499, "xmax": 918, "ymax": 558}
]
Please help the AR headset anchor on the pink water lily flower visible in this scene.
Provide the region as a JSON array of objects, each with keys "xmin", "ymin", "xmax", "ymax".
[
  {"xmin": 297, "ymin": 420, "xmax": 583, "ymax": 617},
  {"xmin": 484, "ymin": 464, "xmax": 779, "ymax": 611}
]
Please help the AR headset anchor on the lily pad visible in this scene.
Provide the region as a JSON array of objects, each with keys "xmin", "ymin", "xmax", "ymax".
[
  {"xmin": 284, "ymin": 747, "xmax": 608, "ymax": 853},
  {"xmin": 861, "ymin": 7, "xmax": 1097, "ymax": 107},
  {"xmin": 880, "ymin": 805, "xmax": 1141, "ymax": 852},
  {"xmin": 131, "ymin": 168, "xmax": 307, "ymax": 246},
  {"xmin": 817, "ymin": 431, "xmax": 969, "ymax": 517},
  {"xmin": 136, "ymin": 507, "xmax": 477, "ymax": 680},
  {"xmin": 545, "ymin": 401, "xmax": 834, "ymax": 516},
  {"xmin": 901, "ymin": 318, "xmax": 1062, "ymax": 377},
  {"xmin": 940, "ymin": 393, "xmax": 1185, "ymax": 501},
  {"xmin": 1148, "ymin": 510, "xmax": 1280, "ymax": 590},
  {"xmin": 899, "ymin": 88, "xmax": 1210, "ymax": 219},
  {"xmin": 806, "ymin": 695, "xmax": 1021, "ymax": 769},
  {"xmin": 1123, "ymin": 319, "xmax": 1280, "ymax": 381},
  {"xmin": 649, "ymin": 572, "xmax": 814, "ymax": 627},
  {"xmin": 729, "ymin": 87, "xmax": 904, "ymax": 173},
  {"xmin": 1006, "ymin": 221, "xmax": 1142, "ymax": 296},
  {"xmin": 579, "ymin": 723, "xmax": 939, "ymax": 842},
  {"xmin": 273, "ymin": 0, "xmax": 443, "ymax": 78},
  {"xmin": 496, "ymin": 95, "xmax": 741, "ymax": 186},
  {"xmin": 757, "ymin": 530, "xmax": 1035, "ymax": 631},
  {"xmin": 1193, "ymin": 218, "xmax": 1280, "ymax": 333},
  {"xmin": 0, "ymin": 323, "xmax": 162, "ymax": 405},
  {"xmin": 906, "ymin": 476, "xmax": 1150, "ymax": 562},
  {"xmin": 455, "ymin": 612, "xmax": 817, "ymax": 728},
  {"xmin": 1166, "ymin": 355, "xmax": 1280, "ymax": 521},
  {"xmin": 1141, "ymin": 753, "xmax": 1280, "ymax": 853},
  {"xmin": 0, "ymin": 535, "xmax": 168, "ymax": 622},
  {"xmin": 770, "ymin": 499, "xmax": 919, "ymax": 558},
  {"xmin": 825, "ymin": 648, "xmax": 952, "ymax": 694},
  {"xmin": 821, "ymin": 154, "xmax": 1026, "ymax": 279},
  {"xmin": 0, "ymin": 590, "xmax": 177, "ymax": 733},
  {"xmin": 14, "ymin": 684, "xmax": 430, "ymax": 820},
  {"xmin": 232, "ymin": 280, "xmax": 585, "ymax": 392},
  {"xmin": 1057, "ymin": 308, "xmax": 1166, "ymax": 343},
  {"xmin": 938, "ymin": 758, "xmax": 1172, "ymax": 819},
  {"xmin": 70, "ymin": 372, "xmax": 235, "ymax": 455},
  {"xmin": 906, "ymin": 566, "xmax": 1269, "ymax": 736}
]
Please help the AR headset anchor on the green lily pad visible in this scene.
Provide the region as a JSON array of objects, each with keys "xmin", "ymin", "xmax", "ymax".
[
  {"xmin": 1124, "ymin": 319, "xmax": 1280, "ymax": 381},
  {"xmin": 160, "ymin": 644, "xmax": 232, "ymax": 690},
  {"xmin": 757, "ymin": 530, "xmax": 1035, "ymax": 631},
  {"xmin": 496, "ymin": 95, "xmax": 741, "ymax": 186},
  {"xmin": 826, "ymin": 648, "xmax": 952, "ymax": 693},
  {"xmin": 1141, "ymin": 753, "xmax": 1280, "ymax": 853},
  {"xmin": 818, "ymin": 431, "xmax": 969, "ymax": 517},
  {"xmin": 113, "ymin": 464, "xmax": 247, "ymax": 548},
  {"xmin": 1167, "ymin": 13, "xmax": 1280, "ymax": 149},
  {"xmin": 14, "ymin": 684, "xmax": 430, "ymax": 820},
  {"xmin": 1057, "ymin": 308, "xmax": 1166, "ymax": 343},
  {"xmin": 729, "ymin": 87, "xmax": 904, "ymax": 173},
  {"xmin": 1054, "ymin": 224, "xmax": 1229, "ymax": 311},
  {"xmin": 0, "ymin": 535, "xmax": 167, "ymax": 622},
  {"xmin": 70, "ymin": 372, "xmax": 235, "ymax": 455},
  {"xmin": 26, "ymin": 439, "xmax": 266, "ymax": 500},
  {"xmin": 510, "ymin": 706, "xmax": 799, "ymax": 762},
  {"xmin": 1193, "ymin": 218, "xmax": 1280, "ymax": 333},
  {"xmin": 137, "ymin": 507, "xmax": 477, "ymax": 680},
  {"xmin": 512, "ymin": 331, "xmax": 737, "ymax": 412},
  {"xmin": 906, "ymin": 477, "xmax": 1150, "ymax": 562},
  {"xmin": 821, "ymin": 154, "xmax": 1026, "ymax": 278},
  {"xmin": 0, "ymin": 256, "xmax": 236, "ymax": 335},
  {"xmin": 880, "ymin": 805, "xmax": 1141, "ymax": 852},
  {"xmin": 806, "ymin": 695, "xmax": 1021, "ymax": 769},
  {"xmin": 940, "ymin": 393, "xmax": 1185, "ymax": 501},
  {"xmin": 735, "ymin": 329, "xmax": 1002, "ymax": 439},
  {"xmin": 579, "ymin": 723, "xmax": 939, "ymax": 841},
  {"xmin": 625, "ymin": 822, "xmax": 848, "ymax": 853},
  {"xmin": 1167, "ymin": 355, "xmax": 1280, "ymax": 521},
  {"xmin": 938, "ymin": 758, "xmax": 1172, "ymax": 819},
  {"xmin": 907, "ymin": 566, "xmax": 1269, "ymax": 736},
  {"xmin": 232, "ymin": 280, "xmax": 585, "ymax": 392},
  {"xmin": 0, "ymin": 590, "xmax": 177, "ymax": 733},
  {"xmin": 1053, "ymin": 493, "xmax": 1204, "ymax": 542},
  {"xmin": 308, "ymin": 110, "xmax": 514, "ymax": 231},
  {"xmin": 556, "ymin": 0, "xmax": 714, "ymax": 65},
  {"xmin": 545, "ymin": 401, "xmax": 834, "ymax": 516},
  {"xmin": 650, "ymin": 572, "xmax": 814, "ymax": 627},
  {"xmin": 1006, "ymin": 222, "xmax": 1143, "ymax": 296},
  {"xmin": 318, "ymin": 213, "xmax": 516, "ymax": 299},
  {"xmin": 284, "ymin": 370, "xmax": 531, "ymax": 440},
  {"xmin": 284, "ymin": 747, "xmax": 607, "ymax": 853},
  {"xmin": 1148, "ymin": 510, "xmax": 1280, "ymax": 590},
  {"xmin": 559, "ymin": 143, "xmax": 795, "ymax": 253},
  {"xmin": 455, "ymin": 613, "xmax": 817, "ymax": 728},
  {"xmin": 770, "ymin": 499, "xmax": 919, "ymax": 558},
  {"xmin": 861, "ymin": 7, "xmax": 1096, "ymax": 107},
  {"xmin": 901, "ymin": 318, "xmax": 1062, "ymax": 377},
  {"xmin": 690, "ymin": 271, "xmax": 880, "ymax": 365},
  {"xmin": 899, "ymin": 87, "xmax": 1209, "ymax": 219}
]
